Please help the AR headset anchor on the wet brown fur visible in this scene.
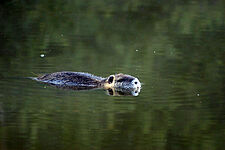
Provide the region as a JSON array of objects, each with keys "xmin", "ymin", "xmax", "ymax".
[{"xmin": 35, "ymin": 71, "xmax": 136, "ymax": 89}]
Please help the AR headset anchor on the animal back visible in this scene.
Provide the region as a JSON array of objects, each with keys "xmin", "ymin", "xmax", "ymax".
[{"xmin": 36, "ymin": 71, "xmax": 104, "ymax": 87}]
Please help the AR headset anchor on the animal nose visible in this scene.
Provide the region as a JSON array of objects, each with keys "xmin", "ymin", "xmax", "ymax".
[
  {"xmin": 134, "ymin": 82, "xmax": 141, "ymax": 89},
  {"xmin": 135, "ymin": 81, "xmax": 141, "ymax": 87},
  {"xmin": 132, "ymin": 78, "xmax": 141, "ymax": 89}
]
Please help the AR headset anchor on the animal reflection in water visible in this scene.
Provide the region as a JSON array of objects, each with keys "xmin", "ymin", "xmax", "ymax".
[{"xmin": 32, "ymin": 71, "xmax": 141, "ymax": 96}]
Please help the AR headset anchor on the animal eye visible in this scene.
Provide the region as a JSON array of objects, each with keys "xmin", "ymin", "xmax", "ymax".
[{"xmin": 134, "ymin": 82, "xmax": 138, "ymax": 84}]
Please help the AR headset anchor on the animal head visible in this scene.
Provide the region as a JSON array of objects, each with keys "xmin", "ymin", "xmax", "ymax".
[{"xmin": 104, "ymin": 73, "xmax": 141, "ymax": 90}]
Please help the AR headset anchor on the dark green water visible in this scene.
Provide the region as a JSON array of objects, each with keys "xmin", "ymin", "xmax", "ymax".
[{"xmin": 0, "ymin": 1, "xmax": 225, "ymax": 150}]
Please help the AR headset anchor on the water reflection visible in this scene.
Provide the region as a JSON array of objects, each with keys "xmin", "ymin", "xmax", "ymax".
[
  {"xmin": 106, "ymin": 87, "xmax": 141, "ymax": 96},
  {"xmin": 33, "ymin": 81, "xmax": 141, "ymax": 96},
  {"xmin": 0, "ymin": 103, "xmax": 4, "ymax": 126},
  {"xmin": 0, "ymin": 0, "xmax": 224, "ymax": 150}
]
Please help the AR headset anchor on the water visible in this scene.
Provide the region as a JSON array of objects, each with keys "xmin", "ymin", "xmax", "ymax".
[{"xmin": 0, "ymin": 1, "xmax": 224, "ymax": 150}]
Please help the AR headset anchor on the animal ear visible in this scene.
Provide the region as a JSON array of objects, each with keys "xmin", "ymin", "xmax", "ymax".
[{"xmin": 108, "ymin": 75, "xmax": 115, "ymax": 84}]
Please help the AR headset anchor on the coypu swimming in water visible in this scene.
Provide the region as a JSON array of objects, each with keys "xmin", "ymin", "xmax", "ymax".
[{"xmin": 32, "ymin": 71, "xmax": 141, "ymax": 91}]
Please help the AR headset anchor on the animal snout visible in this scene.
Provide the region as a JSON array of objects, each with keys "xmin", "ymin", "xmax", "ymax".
[{"xmin": 132, "ymin": 78, "xmax": 141, "ymax": 89}]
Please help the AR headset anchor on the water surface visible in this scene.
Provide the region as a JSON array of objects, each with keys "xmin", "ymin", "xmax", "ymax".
[{"xmin": 0, "ymin": 1, "xmax": 224, "ymax": 150}]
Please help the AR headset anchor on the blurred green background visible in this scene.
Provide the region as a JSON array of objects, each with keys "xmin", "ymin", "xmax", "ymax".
[{"xmin": 0, "ymin": 0, "xmax": 224, "ymax": 150}]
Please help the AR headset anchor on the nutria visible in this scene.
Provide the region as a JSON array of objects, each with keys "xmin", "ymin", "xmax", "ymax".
[{"xmin": 33, "ymin": 71, "xmax": 141, "ymax": 90}]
